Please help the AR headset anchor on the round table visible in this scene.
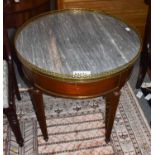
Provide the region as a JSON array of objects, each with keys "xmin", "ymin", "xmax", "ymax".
[{"xmin": 14, "ymin": 9, "xmax": 141, "ymax": 142}]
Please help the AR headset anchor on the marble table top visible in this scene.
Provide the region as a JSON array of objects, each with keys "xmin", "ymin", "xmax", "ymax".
[{"xmin": 15, "ymin": 9, "xmax": 141, "ymax": 79}]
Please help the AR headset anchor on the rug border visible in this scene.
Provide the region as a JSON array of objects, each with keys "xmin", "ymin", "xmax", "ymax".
[{"xmin": 127, "ymin": 82, "xmax": 151, "ymax": 131}]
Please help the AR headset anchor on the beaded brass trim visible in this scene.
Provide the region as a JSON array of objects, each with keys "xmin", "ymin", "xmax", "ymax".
[{"xmin": 14, "ymin": 8, "xmax": 142, "ymax": 82}]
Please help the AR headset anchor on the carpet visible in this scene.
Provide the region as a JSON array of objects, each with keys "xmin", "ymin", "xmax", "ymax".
[{"xmin": 3, "ymin": 83, "xmax": 151, "ymax": 155}]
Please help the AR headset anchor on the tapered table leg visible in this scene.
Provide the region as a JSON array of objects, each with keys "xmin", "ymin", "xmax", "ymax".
[
  {"xmin": 4, "ymin": 107, "xmax": 24, "ymax": 147},
  {"xmin": 30, "ymin": 88, "xmax": 48, "ymax": 141},
  {"xmin": 13, "ymin": 67, "xmax": 21, "ymax": 101},
  {"xmin": 105, "ymin": 90, "xmax": 120, "ymax": 142}
]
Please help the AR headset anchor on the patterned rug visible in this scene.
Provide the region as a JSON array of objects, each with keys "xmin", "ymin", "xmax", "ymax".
[{"xmin": 3, "ymin": 83, "xmax": 151, "ymax": 155}]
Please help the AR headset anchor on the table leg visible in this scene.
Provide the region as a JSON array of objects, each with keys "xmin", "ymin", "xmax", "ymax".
[
  {"xmin": 30, "ymin": 88, "xmax": 48, "ymax": 141},
  {"xmin": 105, "ymin": 90, "xmax": 120, "ymax": 143},
  {"xmin": 136, "ymin": 51, "xmax": 148, "ymax": 89},
  {"xmin": 4, "ymin": 106, "xmax": 24, "ymax": 147}
]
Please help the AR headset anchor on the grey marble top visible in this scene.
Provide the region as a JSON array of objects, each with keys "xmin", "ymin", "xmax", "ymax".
[{"xmin": 15, "ymin": 9, "xmax": 140, "ymax": 79}]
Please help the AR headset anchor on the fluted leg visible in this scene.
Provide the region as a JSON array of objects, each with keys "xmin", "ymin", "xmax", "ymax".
[
  {"xmin": 30, "ymin": 88, "xmax": 48, "ymax": 141},
  {"xmin": 105, "ymin": 90, "xmax": 121, "ymax": 142}
]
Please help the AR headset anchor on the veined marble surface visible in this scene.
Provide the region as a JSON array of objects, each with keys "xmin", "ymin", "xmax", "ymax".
[{"xmin": 15, "ymin": 9, "xmax": 140, "ymax": 78}]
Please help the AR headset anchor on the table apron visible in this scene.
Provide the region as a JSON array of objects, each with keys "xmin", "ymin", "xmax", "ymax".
[{"xmin": 22, "ymin": 65, "xmax": 133, "ymax": 99}]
